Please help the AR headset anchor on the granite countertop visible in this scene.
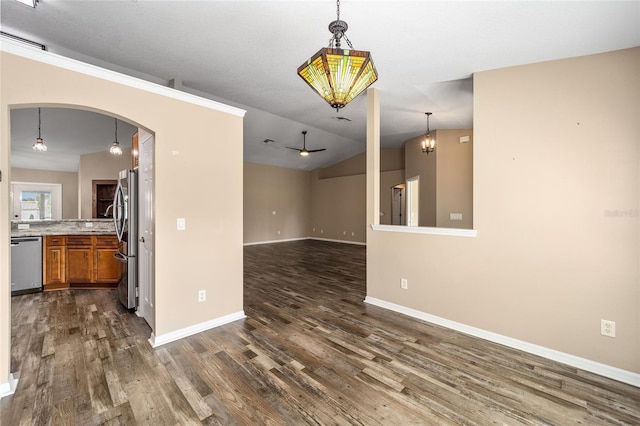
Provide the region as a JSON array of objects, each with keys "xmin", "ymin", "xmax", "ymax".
[{"xmin": 11, "ymin": 219, "xmax": 116, "ymax": 237}]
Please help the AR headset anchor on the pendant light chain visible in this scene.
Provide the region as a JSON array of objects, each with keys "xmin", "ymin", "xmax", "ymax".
[
  {"xmin": 38, "ymin": 107, "xmax": 42, "ymax": 139},
  {"xmin": 114, "ymin": 118, "xmax": 118, "ymax": 142}
]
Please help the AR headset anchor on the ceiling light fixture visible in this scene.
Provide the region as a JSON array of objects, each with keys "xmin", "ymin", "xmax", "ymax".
[
  {"xmin": 421, "ymin": 112, "xmax": 435, "ymax": 155},
  {"xmin": 32, "ymin": 107, "xmax": 47, "ymax": 152},
  {"xmin": 297, "ymin": 0, "xmax": 378, "ymax": 112},
  {"xmin": 110, "ymin": 118, "xmax": 123, "ymax": 155},
  {"xmin": 286, "ymin": 130, "xmax": 326, "ymax": 157}
]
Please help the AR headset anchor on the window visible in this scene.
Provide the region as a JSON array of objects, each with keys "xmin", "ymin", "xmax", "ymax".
[{"xmin": 11, "ymin": 182, "xmax": 62, "ymax": 220}]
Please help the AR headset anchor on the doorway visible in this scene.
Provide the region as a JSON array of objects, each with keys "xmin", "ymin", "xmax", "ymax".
[
  {"xmin": 406, "ymin": 176, "xmax": 420, "ymax": 227},
  {"xmin": 7, "ymin": 106, "xmax": 156, "ymax": 341},
  {"xmin": 391, "ymin": 183, "xmax": 406, "ymax": 225}
]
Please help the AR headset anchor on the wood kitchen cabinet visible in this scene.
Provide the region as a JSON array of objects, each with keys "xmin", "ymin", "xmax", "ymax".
[
  {"xmin": 94, "ymin": 236, "xmax": 121, "ymax": 283},
  {"xmin": 67, "ymin": 236, "xmax": 94, "ymax": 284},
  {"xmin": 43, "ymin": 236, "xmax": 66, "ymax": 289},
  {"xmin": 42, "ymin": 234, "xmax": 122, "ymax": 290}
]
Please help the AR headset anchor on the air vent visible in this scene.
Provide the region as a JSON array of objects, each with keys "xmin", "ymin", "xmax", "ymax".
[{"xmin": 0, "ymin": 31, "xmax": 46, "ymax": 50}]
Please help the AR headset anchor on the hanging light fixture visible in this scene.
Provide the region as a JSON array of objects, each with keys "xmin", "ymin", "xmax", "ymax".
[
  {"xmin": 32, "ymin": 107, "xmax": 47, "ymax": 152},
  {"xmin": 421, "ymin": 112, "xmax": 435, "ymax": 155},
  {"xmin": 110, "ymin": 118, "xmax": 123, "ymax": 156},
  {"xmin": 297, "ymin": 0, "xmax": 378, "ymax": 112}
]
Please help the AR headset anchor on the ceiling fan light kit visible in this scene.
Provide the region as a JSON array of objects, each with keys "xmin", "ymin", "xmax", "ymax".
[
  {"xmin": 297, "ymin": 0, "xmax": 378, "ymax": 112},
  {"xmin": 287, "ymin": 130, "xmax": 326, "ymax": 157}
]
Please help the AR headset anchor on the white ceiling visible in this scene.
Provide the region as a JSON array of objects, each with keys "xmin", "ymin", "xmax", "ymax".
[{"xmin": 2, "ymin": 0, "xmax": 639, "ymax": 172}]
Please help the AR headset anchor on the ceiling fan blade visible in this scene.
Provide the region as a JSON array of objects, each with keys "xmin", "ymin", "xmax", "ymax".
[
  {"xmin": 307, "ymin": 148, "xmax": 326, "ymax": 153},
  {"xmin": 286, "ymin": 147, "xmax": 301, "ymax": 151}
]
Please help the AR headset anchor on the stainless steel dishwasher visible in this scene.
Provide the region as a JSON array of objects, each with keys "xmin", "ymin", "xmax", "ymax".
[{"xmin": 11, "ymin": 236, "xmax": 43, "ymax": 296}]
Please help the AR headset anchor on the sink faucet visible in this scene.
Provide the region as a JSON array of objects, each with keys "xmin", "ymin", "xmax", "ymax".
[{"xmin": 104, "ymin": 204, "xmax": 114, "ymax": 217}]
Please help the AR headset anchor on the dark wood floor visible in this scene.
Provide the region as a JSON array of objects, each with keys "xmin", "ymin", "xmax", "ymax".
[{"xmin": 2, "ymin": 239, "xmax": 639, "ymax": 425}]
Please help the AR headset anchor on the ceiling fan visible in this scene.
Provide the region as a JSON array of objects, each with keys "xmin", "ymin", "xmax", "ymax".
[{"xmin": 287, "ymin": 130, "xmax": 326, "ymax": 157}]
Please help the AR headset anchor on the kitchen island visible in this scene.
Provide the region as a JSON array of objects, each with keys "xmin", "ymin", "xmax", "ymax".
[{"xmin": 11, "ymin": 219, "xmax": 122, "ymax": 291}]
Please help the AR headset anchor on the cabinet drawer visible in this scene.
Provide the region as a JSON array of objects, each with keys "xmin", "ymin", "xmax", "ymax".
[
  {"xmin": 45, "ymin": 236, "xmax": 66, "ymax": 246},
  {"xmin": 67, "ymin": 235, "xmax": 94, "ymax": 246},
  {"xmin": 95, "ymin": 235, "xmax": 119, "ymax": 248}
]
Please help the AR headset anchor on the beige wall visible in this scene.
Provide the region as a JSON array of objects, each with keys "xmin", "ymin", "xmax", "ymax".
[
  {"xmin": 318, "ymin": 147, "xmax": 404, "ymax": 179},
  {"xmin": 367, "ymin": 48, "xmax": 640, "ymax": 373},
  {"xmin": 1, "ymin": 49, "xmax": 245, "ymax": 386},
  {"xmin": 78, "ymin": 148, "xmax": 132, "ymax": 219},
  {"xmin": 310, "ymin": 169, "xmax": 366, "ymax": 243},
  {"xmin": 403, "ymin": 129, "xmax": 473, "ymax": 228},
  {"xmin": 242, "ymin": 149, "xmax": 405, "ymax": 245},
  {"xmin": 379, "ymin": 170, "xmax": 405, "ymax": 225},
  {"xmin": 243, "ymin": 162, "xmax": 310, "ymax": 244},
  {"xmin": 307, "ymin": 148, "xmax": 405, "ymax": 242},
  {"xmin": 436, "ymin": 129, "xmax": 473, "ymax": 229},
  {"xmin": 11, "ymin": 168, "xmax": 78, "ymax": 219},
  {"xmin": 405, "ymin": 135, "xmax": 436, "ymax": 226}
]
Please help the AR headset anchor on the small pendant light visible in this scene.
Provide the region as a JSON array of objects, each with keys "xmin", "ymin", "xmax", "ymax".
[
  {"xmin": 110, "ymin": 118, "xmax": 123, "ymax": 155},
  {"xmin": 32, "ymin": 107, "xmax": 47, "ymax": 152}
]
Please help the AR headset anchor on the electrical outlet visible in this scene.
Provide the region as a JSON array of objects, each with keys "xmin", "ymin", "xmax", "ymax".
[
  {"xmin": 601, "ymin": 319, "xmax": 615, "ymax": 337},
  {"xmin": 401, "ymin": 278, "xmax": 408, "ymax": 290},
  {"xmin": 177, "ymin": 218, "xmax": 186, "ymax": 230},
  {"xmin": 198, "ymin": 290, "xmax": 206, "ymax": 302}
]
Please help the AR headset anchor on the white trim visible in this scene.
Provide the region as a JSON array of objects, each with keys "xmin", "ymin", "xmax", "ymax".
[
  {"xmin": 371, "ymin": 224, "xmax": 477, "ymax": 238},
  {"xmin": 243, "ymin": 237, "xmax": 308, "ymax": 246},
  {"xmin": 310, "ymin": 237, "xmax": 366, "ymax": 246},
  {"xmin": 0, "ymin": 374, "xmax": 18, "ymax": 399},
  {"xmin": 364, "ymin": 297, "xmax": 640, "ymax": 388},
  {"xmin": 244, "ymin": 237, "xmax": 366, "ymax": 247},
  {"xmin": 149, "ymin": 310, "xmax": 245, "ymax": 348},
  {"xmin": 0, "ymin": 38, "xmax": 246, "ymax": 118}
]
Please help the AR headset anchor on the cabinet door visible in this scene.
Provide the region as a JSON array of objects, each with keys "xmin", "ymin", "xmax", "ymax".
[
  {"xmin": 45, "ymin": 247, "xmax": 66, "ymax": 285},
  {"xmin": 95, "ymin": 248, "xmax": 121, "ymax": 282},
  {"xmin": 67, "ymin": 247, "xmax": 93, "ymax": 283}
]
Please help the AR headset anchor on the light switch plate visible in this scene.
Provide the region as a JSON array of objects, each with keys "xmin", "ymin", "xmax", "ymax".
[{"xmin": 177, "ymin": 218, "xmax": 186, "ymax": 230}]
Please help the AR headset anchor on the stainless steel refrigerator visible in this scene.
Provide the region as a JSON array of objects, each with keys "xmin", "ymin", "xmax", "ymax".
[{"xmin": 113, "ymin": 169, "xmax": 138, "ymax": 311}]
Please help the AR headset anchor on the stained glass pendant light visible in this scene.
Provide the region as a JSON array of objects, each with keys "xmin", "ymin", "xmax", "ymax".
[
  {"xmin": 110, "ymin": 118, "xmax": 123, "ymax": 155},
  {"xmin": 32, "ymin": 107, "xmax": 47, "ymax": 152},
  {"xmin": 297, "ymin": 0, "xmax": 378, "ymax": 112}
]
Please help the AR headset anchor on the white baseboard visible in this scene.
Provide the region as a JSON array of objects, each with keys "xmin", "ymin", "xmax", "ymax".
[
  {"xmin": 0, "ymin": 373, "xmax": 18, "ymax": 399},
  {"xmin": 243, "ymin": 237, "xmax": 308, "ymax": 246},
  {"xmin": 244, "ymin": 237, "xmax": 366, "ymax": 246},
  {"xmin": 364, "ymin": 297, "xmax": 640, "ymax": 388},
  {"xmin": 310, "ymin": 237, "xmax": 366, "ymax": 246},
  {"xmin": 149, "ymin": 310, "xmax": 246, "ymax": 348}
]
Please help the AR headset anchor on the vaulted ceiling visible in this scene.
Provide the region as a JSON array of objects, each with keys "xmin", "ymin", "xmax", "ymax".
[{"xmin": 2, "ymin": 1, "xmax": 638, "ymax": 172}]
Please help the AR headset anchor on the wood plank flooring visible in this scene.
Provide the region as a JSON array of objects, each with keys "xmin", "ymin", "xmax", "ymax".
[{"xmin": 2, "ymin": 239, "xmax": 639, "ymax": 425}]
